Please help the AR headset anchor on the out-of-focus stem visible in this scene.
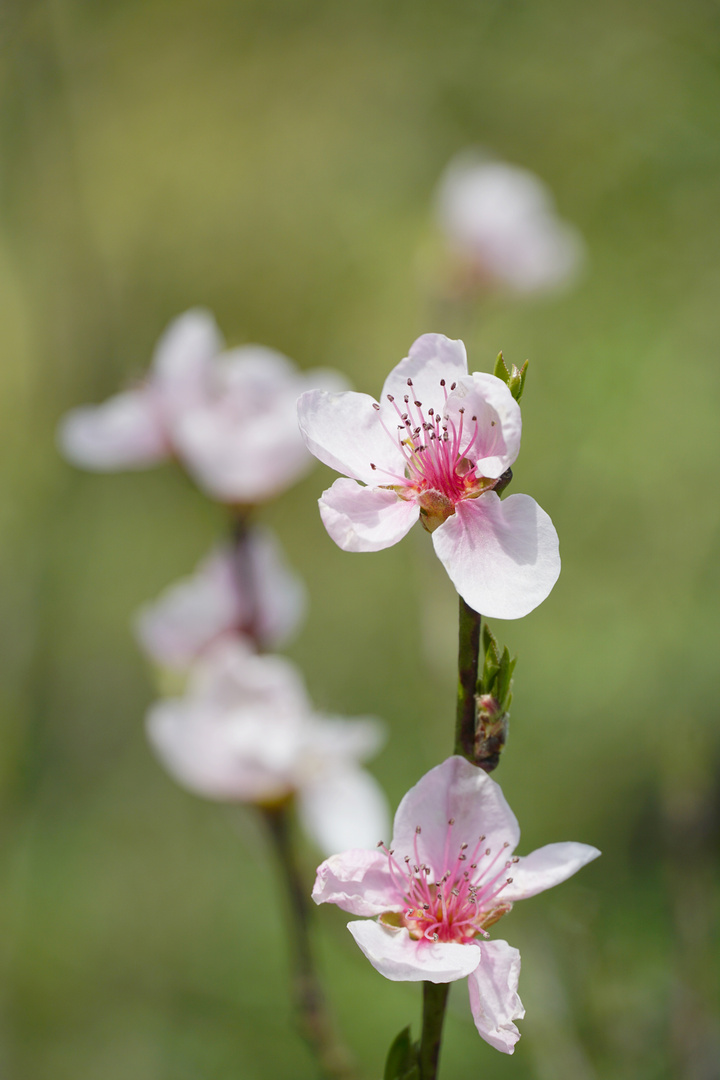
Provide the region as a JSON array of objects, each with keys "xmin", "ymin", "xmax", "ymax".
[
  {"xmin": 229, "ymin": 507, "xmax": 262, "ymax": 643},
  {"xmin": 263, "ymin": 804, "xmax": 356, "ymax": 1080},
  {"xmin": 455, "ymin": 596, "xmax": 482, "ymax": 760},
  {"xmin": 419, "ymin": 982, "xmax": 451, "ymax": 1080},
  {"xmin": 230, "ymin": 511, "xmax": 354, "ymax": 1078}
]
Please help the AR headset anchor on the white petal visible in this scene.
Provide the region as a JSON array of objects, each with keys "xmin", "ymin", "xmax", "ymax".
[
  {"xmin": 146, "ymin": 699, "xmax": 293, "ymax": 804},
  {"xmin": 134, "ymin": 548, "xmax": 241, "ymax": 670},
  {"xmin": 312, "ymin": 849, "xmax": 401, "ymax": 916},
  {"xmin": 501, "ymin": 842, "xmax": 600, "ymax": 902},
  {"xmin": 244, "ymin": 526, "xmax": 307, "ymax": 649},
  {"xmin": 151, "ymin": 308, "xmax": 221, "ymax": 420},
  {"xmin": 381, "ymin": 334, "xmax": 469, "ymax": 412},
  {"xmin": 319, "ymin": 479, "xmax": 419, "ymax": 553},
  {"xmin": 467, "ymin": 940, "xmax": 525, "ymax": 1054},
  {"xmin": 444, "ymin": 373, "xmax": 521, "ymax": 478},
  {"xmin": 432, "ymin": 492, "xmax": 560, "ymax": 619},
  {"xmin": 57, "ymin": 389, "xmax": 168, "ymax": 470},
  {"xmin": 189, "ymin": 639, "xmax": 312, "ymax": 717},
  {"xmin": 348, "ymin": 920, "xmax": 483, "ymax": 983},
  {"xmin": 298, "ymin": 768, "xmax": 390, "ymax": 856},
  {"xmin": 298, "ymin": 389, "xmax": 405, "ymax": 485},
  {"xmin": 391, "ymin": 757, "xmax": 520, "ymax": 875}
]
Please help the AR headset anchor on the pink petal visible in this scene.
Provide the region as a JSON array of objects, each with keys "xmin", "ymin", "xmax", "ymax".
[
  {"xmin": 319, "ymin": 479, "xmax": 419, "ymax": 553},
  {"xmin": 298, "ymin": 389, "xmax": 405, "ymax": 484},
  {"xmin": 312, "ymin": 849, "xmax": 401, "ymax": 916},
  {"xmin": 432, "ymin": 492, "xmax": 560, "ymax": 619},
  {"xmin": 151, "ymin": 308, "xmax": 221, "ymax": 420},
  {"xmin": 381, "ymin": 334, "xmax": 469, "ymax": 411},
  {"xmin": 443, "ymin": 373, "xmax": 521, "ymax": 478},
  {"xmin": 57, "ymin": 389, "xmax": 168, "ymax": 470},
  {"xmin": 501, "ymin": 842, "xmax": 600, "ymax": 902},
  {"xmin": 467, "ymin": 939, "xmax": 525, "ymax": 1054},
  {"xmin": 299, "ymin": 769, "xmax": 390, "ymax": 857},
  {"xmin": 391, "ymin": 757, "xmax": 520, "ymax": 875},
  {"xmin": 348, "ymin": 920, "xmax": 483, "ymax": 983}
]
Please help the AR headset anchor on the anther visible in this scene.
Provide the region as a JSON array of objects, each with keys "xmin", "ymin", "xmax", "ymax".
[
  {"xmin": 507, "ymin": 877, "xmax": 513, "ymax": 884},
  {"xmin": 459, "ymin": 406, "xmax": 465, "ymax": 414},
  {"xmin": 503, "ymin": 842, "xmax": 510, "ymax": 849},
  {"xmin": 372, "ymin": 402, "xmax": 380, "ymax": 411},
  {"xmin": 512, "ymin": 857, "xmax": 520, "ymax": 864},
  {"xmin": 376, "ymin": 841, "xmax": 384, "ymax": 847},
  {"xmin": 440, "ymin": 379, "xmax": 445, "ymax": 386},
  {"xmin": 404, "ymin": 395, "xmax": 409, "ymax": 404},
  {"xmin": 471, "ymin": 415, "xmax": 477, "ymax": 421},
  {"xmin": 414, "ymin": 400, "xmax": 422, "ymax": 408},
  {"xmin": 470, "ymin": 863, "xmax": 477, "ymax": 869},
  {"xmin": 461, "ymin": 843, "xmax": 468, "ymax": 850},
  {"xmin": 450, "ymin": 382, "xmax": 457, "ymax": 390},
  {"xmin": 451, "ymin": 888, "xmax": 459, "ymax": 897},
  {"xmin": 387, "ymin": 394, "xmax": 394, "ymax": 402},
  {"xmin": 485, "ymin": 848, "xmax": 491, "ymax": 856},
  {"xmin": 423, "ymin": 903, "xmax": 430, "ymax": 910},
  {"xmin": 459, "ymin": 854, "xmax": 466, "ymax": 861},
  {"xmin": 404, "ymin": 855, "xmax": 410, "ymax": 863},
  {"xmin": 407, "ymin": 378, "xmax": 413, "ymax": 387},
  {"xmin": 448, "ymin": 818, "xmax": 455, "ymax": 826},
  {"xmin": 433, "ymin": 933, "xmax": 439, "ymax": 942},
  {"xmin": 370, "ymin": 463, "xmax": 377, "ymax": 470},
  {"xmin": 415, "ymin": 826, "xmax": 422, "ymax": 834}
]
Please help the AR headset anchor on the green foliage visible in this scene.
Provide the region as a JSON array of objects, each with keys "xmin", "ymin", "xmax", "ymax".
[
  {"xmin": 478, "ymin": 625, "xmax": 516, "ymax": 715},
  {"xmin": 384, "ymin": 1026, "xmax": 420, "ymax": 1080},
  {"xmin": 493, "ymin": 352, "xmax": 528, "ymax": 403}
]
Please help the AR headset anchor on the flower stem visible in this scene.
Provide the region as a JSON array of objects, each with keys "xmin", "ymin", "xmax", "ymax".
[
  {"xmin": 419, "ymin": 982, "xmax": 451, "ymax": 1080},
  {"xmin": 229, "ymin": 507, "xmax": 263, "ymax": 643},
  {"xmin": 455, "ymin": 596, "xmax": 482, "ymax": 760},
  {"xmin": 262, "ymin": 803, "xmax": 356, "ymax": 1080}
]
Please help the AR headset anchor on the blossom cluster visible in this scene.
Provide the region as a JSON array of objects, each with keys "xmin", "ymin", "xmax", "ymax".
[
  {"xmin": 59, "ymin": 158, "xmax": 596, "ymax": 1068},
  {"xmin": 59, "ymin": 311, "xmax": 389, "ymax": 856}
]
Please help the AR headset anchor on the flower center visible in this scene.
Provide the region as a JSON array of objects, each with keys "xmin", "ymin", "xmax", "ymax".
[
  {"xmin": 379, "ymin": 820, "xmax": 517, "ymax": 945},
  {"xmin": 370, "ymin": 377, "xmax": 495, "ymax": 531}
]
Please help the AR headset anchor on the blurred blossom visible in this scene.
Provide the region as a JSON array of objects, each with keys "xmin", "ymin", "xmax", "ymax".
[
  {"xmin": 313, "ymin": 756, "xmax": 599, "ymax": 1053},
  {"xmin": 147, "ymin": 640, "xmax": 389, "ymax": 855},
  {"xmin": 135, "ymin": 526, "xmax": 306, "ymax": 670},
  {"xmin": 58, "ymin": 308, "xmax": 347, "ymax": 503},
  {"xmin": 298, "ymin": 333, "xmax": 560, "ymax": 618},
  {"xmin": 435, "ymin": 151, "xmax": 585, "ymax": 295}
]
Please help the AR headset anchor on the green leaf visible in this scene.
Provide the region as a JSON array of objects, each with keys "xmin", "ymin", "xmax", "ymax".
[
  {"xmin": 384, "ymin": 1026, "xmax": 418, "ymax": 1080},
  {"xmin": 493, "ymin": 351, "xmax": 509, "ymax": 382},
  {"xmin": 508, "ymin": 359, "xmax": 529, "ymax": 402}
]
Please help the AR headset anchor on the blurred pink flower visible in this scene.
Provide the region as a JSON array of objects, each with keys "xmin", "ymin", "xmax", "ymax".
[
  {"xmin": 298, "ymin": 333, "xmax": 560, "ymax": 618},
  {"xmin": 147, "ymin": 640, "xmax": 389, "ymax": 856},
  {"xmin": 313, "ymin": 756, "xmax": 599, "ymax": 1053},
  {"xmin": 436, "ymin": 152, "xmax": 585, "ymax": 295},
  {"xmin": 135, "ymin": 527, "xmax": 306, "ymax": 670},
  {"xmin": 58, "ymin": 309, "xmax": 346, "ymax": 503}
]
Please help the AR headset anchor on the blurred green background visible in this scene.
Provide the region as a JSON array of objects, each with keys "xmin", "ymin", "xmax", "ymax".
[{"xmin": 1, "ymin": 0, "xmax": 719, "ymax": 1077}]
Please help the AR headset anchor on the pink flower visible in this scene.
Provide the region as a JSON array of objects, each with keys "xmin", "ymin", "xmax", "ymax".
[
  {"xmin": 436, "ymin": 152, "xmax": 585, "ymax": 295},
  {"xmin": 147, "ymin": 640, "xmax": 389, "ymax": 856},
  {"xmin": 313, "ymin": 756, "xmax": 599, "ymax": 1053},
  {"xmin": 135, "ymin": 527, "xmax": 306, "ymax": 670},
  {"xmin": 297, "ymin": 334, "xmax": 560, "ymax": 618},
  {"xmin": 58, "ymin": 309, "xmax": 346, "ymax": 503}
]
